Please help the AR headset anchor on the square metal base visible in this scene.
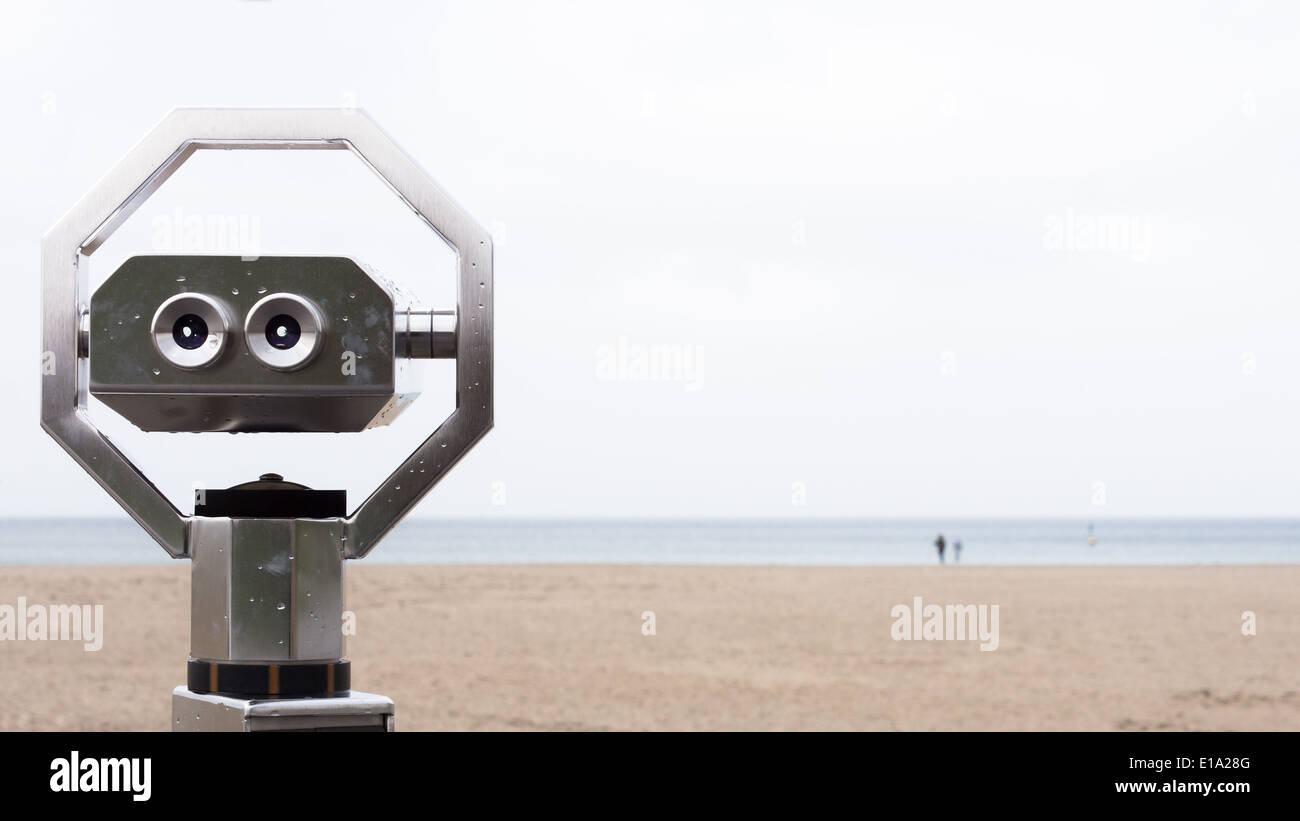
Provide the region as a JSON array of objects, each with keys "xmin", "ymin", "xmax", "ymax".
[{"xmin": 172, "ymin": 686, "xmax": 395, "ymax": 732}]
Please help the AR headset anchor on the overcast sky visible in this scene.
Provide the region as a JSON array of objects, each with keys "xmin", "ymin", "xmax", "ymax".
[{"xmin": 1, "ymin": 1, "xmax": 1297, "ymax": 519}]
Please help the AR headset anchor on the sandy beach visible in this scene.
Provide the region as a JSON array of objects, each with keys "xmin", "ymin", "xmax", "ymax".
[{"xmin": 0, "ymin": 564, "xmax": 1295, "ymax": 731}]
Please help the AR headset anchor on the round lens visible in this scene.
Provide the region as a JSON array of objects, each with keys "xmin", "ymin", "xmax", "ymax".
[
  {"xmin": 172, "ymin": 314, "xmax": 209, "ymax": 350},
  {"xmin": 265, "ymin": 314, "xmax": 301, "ymax": 350}
]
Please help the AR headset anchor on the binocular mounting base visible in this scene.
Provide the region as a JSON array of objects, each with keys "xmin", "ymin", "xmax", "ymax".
[{"xmin": 171, "ymin": 686, "xmax": 394, "ymax": 732}]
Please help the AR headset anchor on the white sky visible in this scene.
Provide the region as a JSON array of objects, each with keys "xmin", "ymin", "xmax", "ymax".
[{"xmin": 0, "ymin": 0, "xmax": 1297, "ymax": 519}]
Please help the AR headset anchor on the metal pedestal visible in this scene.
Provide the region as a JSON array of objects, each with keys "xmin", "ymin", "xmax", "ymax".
[{"xmin": 172, "ymin": 686, "xmax": 394, "ymax": 732}]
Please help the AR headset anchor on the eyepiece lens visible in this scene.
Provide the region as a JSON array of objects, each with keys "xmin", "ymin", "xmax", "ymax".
[
  {"xmin": 172, "ymin": 314, "xmax": 209, "ymax": 350},
  {"xmin": 265, "ymin": 314, "xmax": 301, "ymax": 350}
]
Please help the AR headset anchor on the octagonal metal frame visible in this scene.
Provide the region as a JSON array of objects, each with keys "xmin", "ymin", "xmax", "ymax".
[{"xmin": 41, "ymin": 108, "xmax": 493, "ymax": 559}]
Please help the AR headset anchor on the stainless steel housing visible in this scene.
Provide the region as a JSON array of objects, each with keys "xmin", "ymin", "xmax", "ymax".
[
  {"xmin": 90, "ymin": 255, "xmax": 411, "ymax": 433},
  {"xmin": 41, "ymin": 108, "xmax": 495, "ymax": 560},
  {"xmin": 190, "ymin": 517, "xmax": 345, "ymax": 662}
]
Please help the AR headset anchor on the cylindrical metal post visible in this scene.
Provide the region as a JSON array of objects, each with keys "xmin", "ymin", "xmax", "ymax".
[
  {"xmin": 188, "ymin": 516, "xmax": 348, "ymax": 698},
  {"xmin": 394, "ymin": 306, "xmax": 456, "ymax": 359}
]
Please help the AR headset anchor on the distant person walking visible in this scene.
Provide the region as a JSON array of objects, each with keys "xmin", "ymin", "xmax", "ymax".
[
  {"xmin": 935, "ymin": 533, "xmax": 946, "ymax": 564},
  {"xmin": 954, "ymin": 539, "xmax": 962, "ymax": 563}
]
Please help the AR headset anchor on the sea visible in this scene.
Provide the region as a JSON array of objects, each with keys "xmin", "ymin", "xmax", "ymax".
[{"xmin": 0, "ymin": 517, "xmax": 1296, "ymax": 565}]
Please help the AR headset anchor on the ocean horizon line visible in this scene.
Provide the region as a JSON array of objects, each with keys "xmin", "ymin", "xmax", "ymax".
[{"xmin": 1, "ymin": 516, "xmax": 1295, "ymax": 567}]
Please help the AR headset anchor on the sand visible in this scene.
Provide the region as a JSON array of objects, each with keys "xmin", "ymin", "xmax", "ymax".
[{"xmin": 0, "ymin": 564, "xmax": 1295, "ymax": 731}]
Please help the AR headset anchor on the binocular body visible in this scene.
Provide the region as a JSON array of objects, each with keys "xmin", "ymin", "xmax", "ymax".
[{"xmin": 89, "ymin": 254, "xmax": 452, "ymax": 433}]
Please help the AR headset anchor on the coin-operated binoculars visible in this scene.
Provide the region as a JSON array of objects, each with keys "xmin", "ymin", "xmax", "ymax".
[{"xmin": 40, "ymin": 109, "xmax": 493, "ymax": 731}]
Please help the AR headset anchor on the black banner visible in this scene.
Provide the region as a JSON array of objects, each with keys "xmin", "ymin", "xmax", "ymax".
[{"xmin": 1, "ymin": 731, "xmax": 1282, "ymax": 809}]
